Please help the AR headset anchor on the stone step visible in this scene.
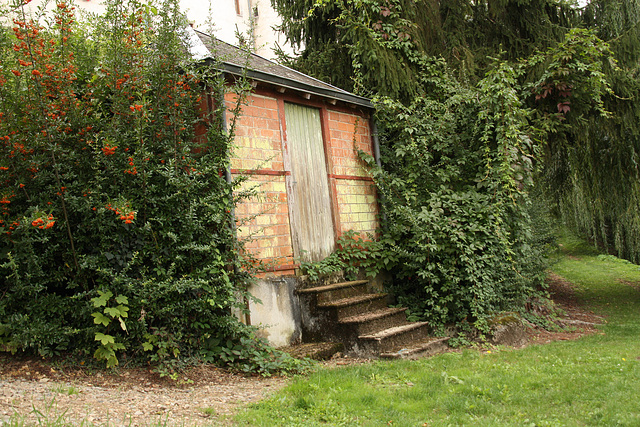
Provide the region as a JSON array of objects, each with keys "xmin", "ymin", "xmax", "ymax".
[
  {"xmin": 281, "ymin": 342, "xmax": 345, "ymax": 361},
  {"xmin": 339, "ymin": 307, "xmax": 408, "ymax": 336},
  {"xmin": 317, "ymin": 293, "xmax": 389, "ymax": 319},
  {"xmin": 297, "ymin": 280, "xmax": 370, "ymax": 305},
  {"xmin": 298, "ymin": 277, "xmax": 446, "ymax": 360},
  {"xmin": 379, "ymin": 337, "xmax": 450, "ymax": 360},
  {"xmin": 358, "ymin": 321, "xmax": 431, "ymax": 355}
]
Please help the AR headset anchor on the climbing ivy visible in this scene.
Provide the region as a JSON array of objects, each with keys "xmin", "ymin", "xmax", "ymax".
[
  {"xmin": 354, "ymin": 58, "xmax": 546, "ymax": 328},
  {"xmin": 275, "ymin": 0, "xmax": 630, "ymax": 329}
]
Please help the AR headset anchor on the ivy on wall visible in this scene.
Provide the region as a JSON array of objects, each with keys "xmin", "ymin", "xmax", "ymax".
[{"xmin": 278, "ymin": 0, "xmax": 625, "ymax": 329}]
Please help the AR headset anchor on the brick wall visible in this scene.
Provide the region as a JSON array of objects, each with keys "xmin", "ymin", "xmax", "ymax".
[
  {"xmin": 334, "ymin": 179, "xmax": 379, "ymax": 234},
  {"xmin": 234, "ymin": 175, "xmax": 293, "ymax": 268},
  {"xmin": 227, "ymin": 93, "xmax": 294, "ymax": 273},
  {"xmin": 326, "ymin": 109, "xmax": 380, "ymax": 237},
  {"xmin": 225, "ymin": 92, "xmax": 380, "ymax": 274},
  {"xmin": 229, "ymin": 94, "xmax": 283, "ymax": 171},
  {"xmin": 327, "ymin": 110, "xmax": 372, "ymax": 177}
]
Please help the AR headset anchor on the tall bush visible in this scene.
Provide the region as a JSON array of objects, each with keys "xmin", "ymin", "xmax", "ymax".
[
  {"xmin": 274, "ymin": 0, "xmax": 618, "ymax": 332},
  {"xmin": 0, "ymin": 0, "xmax": 256, "ymax": 368},
  {"xmin": 356, "ymin": 58, "xmax": 547, "ymax": 329}
]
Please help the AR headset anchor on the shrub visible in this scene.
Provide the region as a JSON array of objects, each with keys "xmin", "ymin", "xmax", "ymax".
[
  {"xmin": 0, "ymin": 0, "xmax": 291, "ymax": 374},
  {"xmin": 359, "ymin": 59, "xmax": 549, "ymax": 330}
]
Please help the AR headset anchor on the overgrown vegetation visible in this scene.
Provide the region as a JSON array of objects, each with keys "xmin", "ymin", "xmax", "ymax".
[
  {"xmin": 365, "ymin": 60, "xmax": 553, "ymax": 328},
  {"xmin": 299, "ymin": 230, "xmax": 386, "ymax": 282},
  {"xmin": 276, "ymin": 0, "xmax": 634, "ymax": 330},
  {"xmin": 0, "ymin": 0, "xmax": 307, "ymax": 375},
  {"xmin": 238, "ymin": 234, "xmax": 640, "ymax": 426}
]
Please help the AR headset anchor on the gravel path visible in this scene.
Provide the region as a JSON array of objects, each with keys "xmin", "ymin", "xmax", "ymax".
[{"xmin": 0, "ymin": 363, "xmax": 287, "ymax": 426}]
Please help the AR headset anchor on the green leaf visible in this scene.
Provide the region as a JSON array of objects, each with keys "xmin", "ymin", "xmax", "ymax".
[
  {"xmin": 92, "ymin": 290, "xmax": 113, "ymax": 308},
  {"xmin": 142, "ymin": 342, "xmax": 154, "ymax": 351},
  {"xmin": 91, "ymin": 312, "xmax": 111, "ymax": 327},
  {"xmin": 106, "ymin": 354, "xmax": 119, "ymax": 368},
  {"xmin": 115, "ymin": 305, "xmax": 129, "ymax": 317},
  {"xmin": 115, "ymin": 295, "xmax": 128, "ymax": 305},
  {"xmin": 104, "ymin": 307, "xmax": 122, "ymax": 318},
  {"xmin": 95, "ymin": 332, "xmax": 115, "ymax": 346}
]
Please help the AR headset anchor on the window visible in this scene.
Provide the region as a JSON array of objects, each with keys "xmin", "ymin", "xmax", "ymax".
[{"xmin": 234, "ymin": 0, "xmax": 241, "ymax": 15}]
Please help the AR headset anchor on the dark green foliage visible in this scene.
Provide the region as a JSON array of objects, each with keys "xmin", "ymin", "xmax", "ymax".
[
  {"xmin": 0, "ymin": 0, "xmax": 305, "ymax": 375},
  {"xmin": 201, "ymin": 323, "xmax": 314, "ymax": 376},
  {"xmin": 275, "ymin": 0, "xmax": 640, "ymax": 328},
  {"xmin": 272, "ymin": 0, "xmax": 580, "ymax": 98},
  {"xmin": 361, "ymin": 60, "xmax": 547, "ymax": 327},
  {"xmin": 273, "ymin": 0, "xmax": 445, "ymax": 100}
]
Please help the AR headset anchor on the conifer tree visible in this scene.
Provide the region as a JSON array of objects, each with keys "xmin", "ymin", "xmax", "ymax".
[
  {"xmin": 274, "ymin": 0, "xmax": 640, "ymax": 263},
  {"xmin": 272, "ymin": 0, "xmax": 580, "ymax": 98}
]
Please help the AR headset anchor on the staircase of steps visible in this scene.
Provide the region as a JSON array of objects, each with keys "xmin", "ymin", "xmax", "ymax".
[{"xmin": 297, "ymin": 279, "xmax": 449, "ymax": 359}]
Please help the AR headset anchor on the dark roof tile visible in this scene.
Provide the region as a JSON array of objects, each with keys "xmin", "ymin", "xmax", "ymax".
[{"xmin": 190, "ymin": 29, "xmax": 372, "ymax": 108}]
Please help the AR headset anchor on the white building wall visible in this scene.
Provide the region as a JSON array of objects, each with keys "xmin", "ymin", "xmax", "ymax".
[
  {"xmin": 182, "ymin": 0, "xmax": 250, "ymax": 47},
  {"xmin": 2, "ymin": 0, "xmax": 293, "ymax": 59},
  {"xmin": 252, "ymin": 0, "xmax": 293, "ymax": 58}
]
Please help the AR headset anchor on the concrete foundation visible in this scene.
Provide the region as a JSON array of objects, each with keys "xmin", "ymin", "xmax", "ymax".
[
  {"xmin": 246, "ymin": 276, "xmax": 302, "ymax": 347},
  {"xmin": 240, "ymin": 272, "xmax": 389, "ymax": 347}
]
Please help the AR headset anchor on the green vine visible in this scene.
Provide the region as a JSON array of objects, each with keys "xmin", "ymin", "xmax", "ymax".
[
  {"xmin": 91, "ymin": 290, "xmax": 129, "ymax": 368},
  {"xmin": 299, "ymin": 230, "xmax": 388, "ymax": 282}
]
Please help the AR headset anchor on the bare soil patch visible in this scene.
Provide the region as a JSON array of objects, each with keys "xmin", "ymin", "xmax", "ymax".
[
  {"xmin": 526, "ymin": 272, "xmax": 604, "ymax": 345},
  {"xmin": 0, "ymin": 360, "xmax": 287, "ymax": 426}
]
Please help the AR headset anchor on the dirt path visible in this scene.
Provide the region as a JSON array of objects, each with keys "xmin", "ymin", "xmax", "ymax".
[
  {"xmin": 0, "ymin": 362, "xmax": 287, "ymax": 426},
  {"xmin": 526, "ymin": 272, "xmax": 604, "ymax": 345},
  {"xmin": 0, "ymin": 273, "xmax": 602, "ymax": 426}
]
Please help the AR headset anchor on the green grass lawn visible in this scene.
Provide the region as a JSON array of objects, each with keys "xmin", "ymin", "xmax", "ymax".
[{"xmin": 236, "ymin": 237, "xmax": 640, "ymax": 426}]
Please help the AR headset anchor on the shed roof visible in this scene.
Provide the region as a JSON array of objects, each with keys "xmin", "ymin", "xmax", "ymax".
[{"xmin": 187, "ymin": 28, "xmax": 372, "ymax": 109}]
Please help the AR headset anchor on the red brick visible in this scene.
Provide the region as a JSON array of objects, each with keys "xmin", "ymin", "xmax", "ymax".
[{"xmin": 277, "ymin": 235, "xmax": 291, "ymax": 246}]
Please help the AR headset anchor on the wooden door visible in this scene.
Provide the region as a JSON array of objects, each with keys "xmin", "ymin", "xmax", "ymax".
[{"xmin": 284, "ymin": 103, "xmax": 335, "ymax": 263}]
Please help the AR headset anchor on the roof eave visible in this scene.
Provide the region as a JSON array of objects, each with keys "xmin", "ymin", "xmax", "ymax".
[{"xmin": 204, "ymin": 58, "xmax": 373, "ymax": 109}]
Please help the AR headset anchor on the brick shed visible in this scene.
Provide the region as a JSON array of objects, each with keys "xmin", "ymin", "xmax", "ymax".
[{"xmin": 189, "ymin": 29, "xmax": 381, "ymax": 346}]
